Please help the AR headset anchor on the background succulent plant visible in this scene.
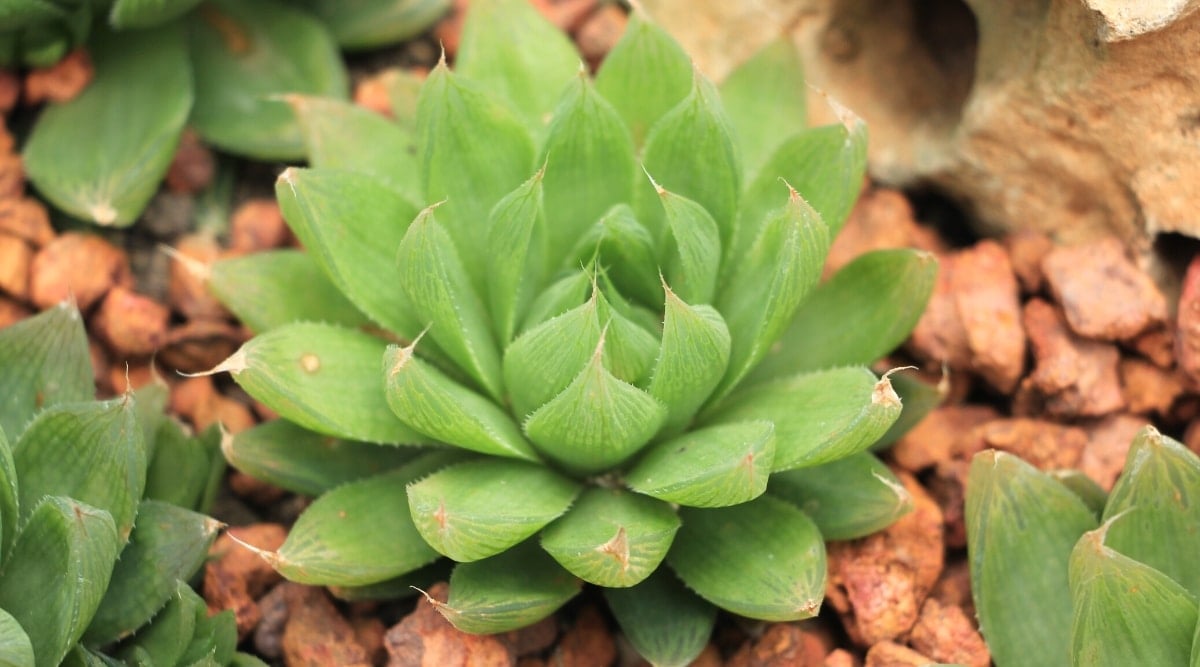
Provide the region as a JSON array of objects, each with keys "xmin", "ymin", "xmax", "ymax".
[
  {"xmin": 966, "ymin": 427, "xmax": 1200, "ymax": 667},
  {"xmin": 208, "ymin": 2, "xmax": 937, "ymax": 664},
  {"xmin": 0, "ymin": 302, "xmax": 260, "ymax": 666}
]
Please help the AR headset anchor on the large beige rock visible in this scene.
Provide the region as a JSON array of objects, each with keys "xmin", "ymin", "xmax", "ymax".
[{"xmin": 641, "ymin": 0, "xmax": 1200, "ymax": 250}]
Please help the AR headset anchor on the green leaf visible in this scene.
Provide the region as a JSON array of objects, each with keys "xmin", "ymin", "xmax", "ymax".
[
  {"xmin": 658, "ymin": 187, "xmax": 722, "ymax": 305},
  {"xmin": 668, "ymin": 495, "xmax": 825, "ymax": 621},
  {"xmin": 595, "ymin": 289, "xmax": 660, "ymax": 385},
  {"xmin": 627, "ymin": 421, "xmax": 775, "ymax": 508},
  {"xmin": 407, "ymin": 459, "xmax": 579, "ymax": 562},
  {"xmin": 436, "ymin": 541, "xmax": 580, "ymax": 634},
  {"xmin": 300, "ymin": 0, "xmax": 450, "ymax": 50},
  {"xmin": 456, "ymin": 0, "xmax": 579, "ymax": 131},
  {"xmin": 746, "ymin": 249, "xmax": 938, "ymax": 384},
  {"xmin": 517, "ymin": 266, "xmax": 593, "ymax": 334},
  {"xmin": 396, "ymin": 207, "xmax": 504, "ymax": 401},
  {"xmin": 0, "ymin": 427, "xmax": 14, "ymax": 566},
  {"xmin": 719, "ymin": 36, "xmax": 807, "ymax": 179},
  {"xmin": 486, "ymin": 168, "xmax": 546, "ymax": 344},
  {"xmin": 0, "ymin": 287, "xmax": 92, "ymax": 441},
  {"xmin": 23, "ymin": 24, "xmax": 190, "ymax": 226},
  {"xmin": 131, "ymin": 383, "xmax": 169, "ymax": 462},
  {"xmin": 541, "ymin": 488, "xmax": 680, "ymax": 587},
  {"xmin": 189, "ymin": 0, "xmax": 348, "ymax": 159},
  {"xmin": 217, "ymin": 322, "xmax": 425, "ymax": 445},
  {"xmin": 594, "ymin": 12, "xmax": 692, "ymax": 146},
  {"xmin": 1101, "ymin": 427, "xmax": 1200, "ymax": 597},
  {"xmin": 117, "ymin": 582, "xmax": 200, "ymax": 667},
  {"xmin": 540, "ymin": 75, "xmax": 636, "ymax": 261},
  {"xmin": 646, "ymin": 288, "xmax": 731, "ymax": 436},
  {"xmin": 769, "ymin": 451, "xmax": 913, "ymax": 540},
  {"xmin": 109, "ymin": 0, "xmax": 203, "ymax": 28},
  {"xmin": 328, "ymin": 560, "xmax": 451, "ymax": 602},
  {"xmin": 225, "ymin": 419, "xmax": 422, "ymax": 497},
  {"xmin": 712, "ymin": 187, "xmax": 829, "ymax": 400},
  {"xmin": 386, "ymin": 67, "xmax": 425, "ymax": 132},
  {"xmin": 965, "ymin": 450, "xmax": 1098, "ymax": 667},
  {"xmin": 288, "ymin": 94, "xmax": 421, "ymax": 205},
  {"xmin": 503, "ymin": 295, "xmax": 602, "ymax": 420},
  {"xmin": 143, "ymin": 420, "xmax": 214, "ymax": 510},
  {"xmin": 1069, "ymin": 520, "xmax": 1198, "ymax": 667},
  {"xmin": 177, "ymin": 606, "xmax": 236, "ymax": 666},
  {"xmin": 703, "ymin": 367, "xmax": 900, "ymax": 471},
  {"xmin": 269, "ymin": 451, "xmax": 464, "ymax": 585},
  {"xmin": 603, "ymin": 568, "xmax": 716, "ymax": 667},
  {"xmin": 523, "ymin": 336, "xmax": 667, "ymax": 474},
  {"xmin": 416, "ymin": 60, "xmax": 534, "ymax": 284},
  {"xmin": 1052, "ymin": 470, "xmax": 1108, "ymax": 519},
  {"xmin": 14, "ymin": 398, "xmax": 144, "ymax": 540},
  {"xmin": 209, "ymin": 249, "xmax": 369, "ymax": 334},
  {"xmin": 84, "ymin": 500, "xmax": 220, "ymax": 645},
  {"xmin": 871, "ymin": 371, "xmax": 945, "ymax": 451},
  {"xmin": 0, "ymin": 608, "xmax": 32, "ymax": 667},
  {"xmin": 567, "ymin": 205, "xmax": 660, "ymax": 307},
  {"xmin": 0, "ymin": 497, "xmax": 119, "ymax": 667}
]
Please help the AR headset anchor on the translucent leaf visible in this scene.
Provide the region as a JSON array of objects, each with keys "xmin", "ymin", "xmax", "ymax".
[
  {"xmin": 540, "ymin": 75, "xmax": 636, "ymax": 261},
  {"xmin": 108, "ymin": 0, "xmax": 202, "ymax": 28},
  {"xmin": 1101, "ymin": 427, "xmax": 1200, "ymax": 597},
  {"xmin": 595, "ymin": 289, "xmax": 660, "ymax": 385},
  {"xmin": 407, "ymin": 459, "xmax": 579, "ymax": 562},
  {"xmin": 594, "ymin": 12, "xmax": 692, "ymax": 146},
  {"xmin": 84, "ymin": 501, "xmax": 220, "ymax": 645},
  {"xmin": 14, "ymin": 398, "xmax": 144, "ymax": 541},
  {"xmin": 0, "ymin": 427, "xmax": 15, "ymax": 564},
  {"xmin": 703, "ymin": 367, "xmax": 900, "ymax": 471},
  {"xmin": 288, "ymin": 94, "xmax": 421, "ymax": 205},
  {"xmin": 566, "ymin": 205, "xmax": 660, "ymax": 307},
  {"xmin": 523, "ymin": 337, "xmax": 667, "ymax": 474},
  {"xmin": 659, "ymin": 187, "xmax": 721, "ymax": 305},
  {"xmin": 668, "ymin": 495, "xmax": 825, "ymax": 621},
  {"xmin": 627, "ymin": 421, "xmax": 775, "ymax": 508},
  {"xmin": 1069, "ymin": 519, "xmax": 1198, "ymax": 667},
  {"xmin": 23, "ymin": 24, "xmax": 190, "ymax": 226},
  {"xmin": 456, "ymin": 0, "xmax": 578, "ymax": 131},
  {"xmin": 746, "ymin": 249, "xmax": 938, "ymax": 384},
  {"xmin": 0, "ymin": 608, "xmax": 33, "ymax": 667},
  {"xmin": 225, "ymin": 419, "xmax": 422, "ymax": 497},
  {"xmin": 966, "ymin": 450, "xmax": 1098, "ymax": 667},
  {"xmin": 646, "ymin": 288, "xmax": 731, "ymax": 436},
  {"xmin": 0, "ymin": 497, "xmax": 119, "ymax": 667},
  {"xmin": 712, "ymin": 187, "xmax": 829, "ymax": 400},
  {"xmin": 300, "ymin": 0, "xmax": 450, "ymax": 50},
  {"xmin": 435, "ymin": 541, "xmax": 580, "ymax": 634},
  {"xmin": 209, "ymin": 249, "xmax": 369, "ymax": 334},
  {"xmin": 769, "ymin": 451, "xmax": 913, "ymax": 540},
  {"xmin": 603, "ymin": 569, "xmax": 716, "ymax": 667},
  {"xmin": 503, "ymin": 296, "xmax": 602, "ymax": 420},
  {"xmin": 540, "ymin": 488, "xmax": 680, "ymax": 587},
  {"xmin": 0, "ymin": 291, "xmax": 92, "ymax": 441},
  {"xmin": 486, "ymin": 169, "xmax": 546, "ymax": 344},
  {"xmin": 188, "ymin": 0, "xmax": 348, "ymax": 159},
  {"xmin": 719, "ymin": 36, "xmax": 807, "ymax": 179},
  {"xmin": 116, "ymin": 582, "xmax": 200, "ymax": 667},
  {"xmin": 396, "ymin": 207, "xmax": 504, "ymax": 400},
  {"xmin": 217, "ymin": 322, "xmax": 425, "ymax": 445}
]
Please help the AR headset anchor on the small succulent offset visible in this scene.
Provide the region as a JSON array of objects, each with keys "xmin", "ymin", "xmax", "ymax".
[
  {"xmin": 967, "ymin": 428, "xmax": 1200, "ymax": 667},
  {"xmin": 0, "ymin": 304, "xmax": 260, "ymax": 667},
  {"xmin": 209, "ymin": 2, "xmax": 936, "ymax": 664}
]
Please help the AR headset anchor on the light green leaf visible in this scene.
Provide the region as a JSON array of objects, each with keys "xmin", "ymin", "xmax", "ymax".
[
  {"xmin": 719, "ymin": 36, "xmax": 807, "ymax": 179},
  {"xmin": 627, "ymin": 421, "xmax": 775, "ymax": 508},
  {"xmin": 746, "ymin": 249, "xmax": 938, "ymax": 384},
  {"xmin": 871, "ymin": 371, "xmax": 945, "ymax": 451},
  {"xmin": 0, "ymin": 608, "xmax": 33, "ymax": 667},
  {"xmin": 407, "ymin": 459, "xmax": 579, "ymax": 562},
  {"xmin": 189, "ymin": 0, "xmax": 348, "ymax": 159},
  {"xmin": 131, "ymin": 383, "xmax": 169, "ymax": 463},
  {"xmin": 594, "ymin": 12, "xmax": 692, "ymax": 146},
  {"xmin": 0, "ymin": 497, "xmax": 119, "ymax": 667},
  {"xmin": 225, "ymin": 419, "xmax": 422, "ymax": 497},
  {"xmin": 143, "ymin": 420, "xmax": 215, "ymax": 511},
  {"xmin": 116, "ymin": 582, "xmax": 200, "ymax": 667},
  {"xmin": 108, "ymin": 0, "xmax": 202, "ymax": 28},
  {"xmin": 217, "ymin": 322, "xmax": 425, "ymax": 445},
  {"xmin": 0, "ymin": 301, "xmax": 91, "ymax": 440},
  {"xmin": 384, "ymin": 343, "xmax": 538, "ymax": 461},
  {"xmin": 504, "ymin": 295, "xmax": 601, "ymax": 420},
  {"xmin": 658, "ymin": 187, "xmax": 721, "ymax": 305},
  {"xmin": 567, "ymin": 204, "xmax": 660, "ymax": 307},
  {"xmin": 668, "ymin": 495, "xmax": 825, "ymax": 621},
  {"xmin": 0, "ymin": 426, "xmax": 14, "ymax": 565},
  {"xmin": 517, "ymin": 266, "xmax": 593, "ymax": 334},
  {"xmin": 486, "ymin": 168, "xmax": 546, "ymax": 344},
  {"xmin": 712, "ymin": 187, "xmax": 829, "ymax": 400},
  {"xmin": 540, "ymin": 488, "xmax": 680, "ymax": 588},
  {"xmin": 966, "ymin": 450, "xmax": 1098, "ymax": 667},
  {"xmin": 646, "ymin": 288, "xmax": 731, "ymax": 436},
  {"xmin": 595, "ymin": 289, "xmax": 660, "ymax": 385},
  {"xmin": 209, "ymin": 249, "xmax": 369, "ymax": 334},
  {"xmin": 177, "ymin": 606, "xmax": 235, "ymax": 666},
  {"xmin": 769, "ymin": 451, "xmax": 913, "ymax": 540},
  {"xmin": 1052, "ymin": 470, "xmax": 1108, "ymax": 519},
  {"xmin": 603, "ymin": 569, "xmax": 716, "ymax": 667},
  {"xmin": 301, "ymin": 0, "xmax": 450, "ymax": 50},
  {"xmin": 703, "ymin": 367, "xmax": 900, "ymax": 471},
  {"xmin": 436, "ymin": 541, "xmax": 581, "ymax": 634},
  {"xmin": 14, "ymin": 398, "xmax": 144, "ymax": 540},
  {"xmin": 23, "ymin": 24, "xmax": 190, "ymax": 226},
  {"xmin": 385, "ymin": 67, "xmax": 424, "ymax": 132}
]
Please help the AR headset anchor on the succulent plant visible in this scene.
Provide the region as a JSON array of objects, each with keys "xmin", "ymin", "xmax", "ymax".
[
  {"xmin": 966, "ymin": 427, "xmax": 1200, "ymax": 667},
  {"xmin": 0, "ymin": 303, "xmax": 260, "ymax": 667},
  {"xmin": 208, "ymin": 2, "xmax": 937, "ymax": 664}
]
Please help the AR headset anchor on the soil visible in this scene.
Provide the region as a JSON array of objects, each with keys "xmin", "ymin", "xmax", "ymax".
[{"xmin": 1, "ymin": 2, "xmax": 1196, "ymax": 666}]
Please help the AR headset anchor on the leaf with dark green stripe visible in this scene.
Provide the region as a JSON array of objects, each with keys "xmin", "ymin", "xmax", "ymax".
[
  {"xmin": 594, "ymin": 12, "xmax": 692, "ymax": 146},
  {"xmin": 0, "ymin": 301, "xmax": 91, "ymax": 440},
  {"xmin": 627, "ymin": 421, "xmax": 775, "ymax": 508},
  {"xmin": 604, "ymin": 568, "xmax": 716, "ymax": 667},
  {"xmin": 646, "ymin": 288, "xmax": 731, "ymax": 436},
  {"xmin": 769, "ymin": 451, "xmax": 912, "ymax": 539}
]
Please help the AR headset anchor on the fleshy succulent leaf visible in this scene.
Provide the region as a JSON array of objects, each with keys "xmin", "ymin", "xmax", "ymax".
[
  {"xmin": 327, "ymin": 560, "xmax": 452, "ymax": 603},
  {"xmin": 626, "ymin": 421, "xmax": 775, "ymax": 508},
  {"xmin": 594, "ymin": 12, "xmax": 692, "ymax": 146},
  {"xmin": 504, "ymin": 295, "xmax": 602, "ymax": 420},
  {"xmin": 108, "ymin": 0, "xmax": 203, "ymax": 28},
  {"xmin": 1051, "ymin": 470, "xmax": 1108, "ymax": 519},
  {"xmin": 595, "ymin": 289, "xmax": 660, "ymax": 385},
  {"xmin": 407, "ymin": 459, "xmax": 579, "ymax": 562},
  {"xmin": 0, "ymin": 427, "xmax": 15, "ymax": 562},
  {"xmin": 486, "ymin": 169, "xmax": 547, "ymax": 344},
  {"xmin": 647, "ymin": 288, "xmax": 731, "ymax": 436},
  {"xmin": 517, "ymin": 266, "xmax": 594, "ymax": 334},
  {"xmin": 719, "ymin": 36, "xmax": 808, "ymax": 179},
  {"xmin": 668, "ymin": 495, "xmax": 825, "ymax": 621},
  {"xmin": 0, "ymin": 608, "xmax": 34, "ymax": 667},
  {"xmin": 540, "ymin": 488, "xmax": 680, "ymax": 588},
  {"xmin": 769, "ymin": 451, "xmax": 913, "ymax": 540},
  {"xmin": 115, "ymin": 582, "xmax": 200, "ymax": 667},
  {"xmin": 301, "ymin": 0, "xmax": 450, "ymax": 50},
  {"xmin": 658, "ymin": 187, "xmax": 722, "ymax": 305},
  {"xmin": 567, "ymin": 204, "xmax": 660, "ymax": 307},
  {"xmin": 603, "ymin": 568, "xmax": 716, "ymax": 667},
  {"xmin": 871, "ymin": 371, "xmax": 945, "ymax": 451},
  {"xmin": 0, "ymin": 301, "xmax": 92, "ymax": 440},
  {"xmin": 143, "ymin": 421, "xmax": 220, "ymax": 512}
]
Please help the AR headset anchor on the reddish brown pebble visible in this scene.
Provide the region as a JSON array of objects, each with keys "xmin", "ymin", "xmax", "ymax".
[
  {"xmin": 1081, "ymin": 414, "xmax": 1148, "ymax": 491},
  {"xmin": 92, "ymin": 286, "xmax": 170, "ymax": 357},
  {"xmin": 195, "ymin": 393, "xmax": 256, "ymax": 435},
  {"xmin": 726, "ymin": 622, "xmax": 826, "ymax": 667},
  {"xmin": 825, "ymin": 188, "xmax": 944, "ymax": 277},
  {"xmin": 352, "ymin": 615, "xmax": 389, "ymax": 666},
  {"xmin": 230, "ymin": 198, "xmax": 289, "ymax": 253},
  {"xmin": 1185, "ymin": 419, "xmax": 1200, "ymax": 457},
  {"xmin": 282, "ymin": 584, "xmax": 373, "ymax": 667},
  {"xmin": 1120, "ymin": 357, "xmax": 1184, "ymax": 415},
  {"xmin": 353, "ymin": 72, "xmax": 395, "ymax": 117},
  {"xmin": 171, "ymin": 375, "xmax": 217, "ymax": 423},
  {"xmin": 157, "ymin": 318, "xmax": 247, "ymax": 374},
  {"xmin": 508, "ymin": 616, "xmax": 558, "ymax": 657},
  {"xmin": 0, "ymin": 295, "xmax": 31, "ymax": 328},
  {"xmin": 951, "ymin": 241, "xmax": 1026, "ymax": 392},
  {"xmin": 89, "ymin": 340, "xmax": 110, "ymax": 395},
  {"xmin": 0, "ymin": 198, "xmax": 54, "ymax": 247},
  {"xmin": 1023, "ymin": 298, "xmax": 1125, "ymax": 418},
  {"xmin": 253, "ymin": 583, "xmax": 289, "ymax": 660},
  {"xmin": 167, "ymin": 232, "xmax": 229, "ymax": 320},
  {"xmin": 530, "ymin": 0, "xmax": 597, "ymax": 32},
  {"xmin": 229, "ymin": 471, "xmax": 287, "ymax": 506},
  {"xmin": 0, "ymin": 234, "xmax": 31, "ymax": 299},
  {"xmin": 1128, "ymin": 324, "xmax": 1175, "ymax": 368},
  {"xmin": 0, "ymin": 118, "xmax": 14, "ymax": 156},
  {"xmin": 0, "ymin": 70, "xmax": 18, "ymax": 113},
  {"xmin": 164, "ymin": 128, "xmax": 216, "ymax": 194},
  {"xmin": 863, "ymin": 641, "xmax": 934, "ymax": 667},
  {"xmin": 1003, "ymin": 230, "xmax": 1053, "ymax": 294},
  {"xmin": 979, "ymin": 418, "xmax": 1087, "ymax": 471},
  {"xmin": 24, "ymin": 49, "xmax": 94, "ymax": 104},
  {"xmin": 30, "ymin": 232, "xmax": 133, "ymax": 311},
  {"xmin": 925, "ymin": 469, "xmax": 968, "ymax": 548},
  {"xmin": 823, "ymin": 648, "xmax": 859, "ymax": 667},
  {"xmin": 687, "ymin": 644, "xmax": 724, "ymax": 667},
  {"xmin": 1177, "ymin": 254, "xmax": 1200, "ymax": 385},
  {"xmin": 550, "ymin": 605, "xmax": 616, "ymax": 667},
  {"xmin": 906, "ymin": 253, "xmax": 971, "ymax": 371},
  {"xmin": 385, "ymin": 582, "xmax": 512, "ymax": 667},
  {"xmin": 205, "ymin": 523, "xmax": 287, "ymax": 640},
  {"xmin": 929, "ymin": 559, "xmax": 974, "ymax": 616},
  {"xmin": 576, "ymin": 3, "xmax": 628, "ymax": 68},
  {"xmin": 0, "ymin": 152, "xmax": 22, "ymax": 200},
  {"xmin": 1042, "ymin": 237, "xmax": 1167, "ymax": 341},
  {"xmin": 891, "ymin": 404, "xmax": 998, "ymax": 473},
  {"xmin": 907, "ymin": 598, "xmax": 989, "ymax": 667}
]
